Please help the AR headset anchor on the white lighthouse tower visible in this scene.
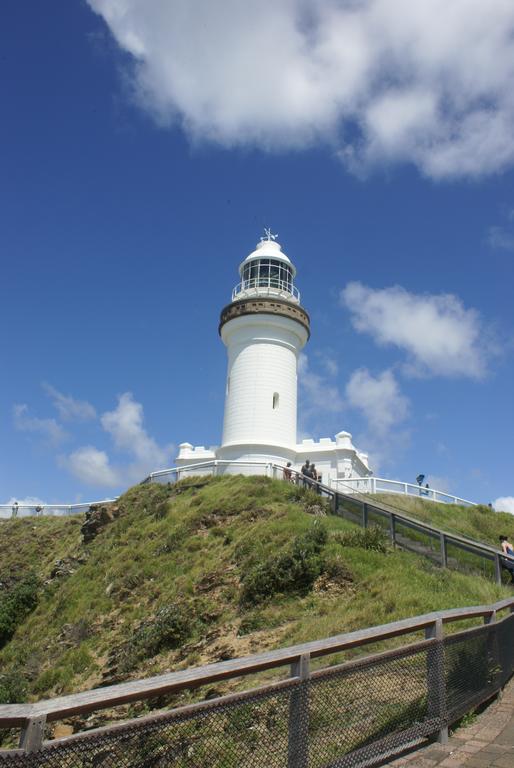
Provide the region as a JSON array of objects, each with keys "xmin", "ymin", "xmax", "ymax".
[
  {"xmin": 217, "ymin": 230, "xmax": 309, "ymax": 462},
  {"xmin": 176, "ymin": 231, "xmax": 371, "ymax": 483}
]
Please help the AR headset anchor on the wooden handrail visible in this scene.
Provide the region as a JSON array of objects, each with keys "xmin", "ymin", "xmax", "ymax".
[{"xmin": 1, "ymin": 597, "xmax": 513, "ymax": 727}]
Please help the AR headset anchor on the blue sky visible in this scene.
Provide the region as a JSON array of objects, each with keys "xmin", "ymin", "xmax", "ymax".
[{"xmin": 1, "ymin": 1, "xmax": 514, "ymax": 511}]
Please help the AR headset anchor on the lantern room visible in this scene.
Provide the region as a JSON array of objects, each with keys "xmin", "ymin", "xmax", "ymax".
[{"xmin": 232, "ymin": 231, "xmax": 300, "ymax": 303}]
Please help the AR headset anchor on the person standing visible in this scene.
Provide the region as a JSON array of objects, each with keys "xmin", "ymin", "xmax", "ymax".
[
  {"xmin": 311, "ymin": 463, "xmax": 321, "ymax": 494},
  {"xmin": 11, "ymin": 501, "xmax": 18, "ymax": 518},
  {"xmin": 300, "ymin": 460, "xmax": 311, "ymax": 488},
  {"xmin": 500, "ymin": 536, "xmax": 514, "ymax": 584}
]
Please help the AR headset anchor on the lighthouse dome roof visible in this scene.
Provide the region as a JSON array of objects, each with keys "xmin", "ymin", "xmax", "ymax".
[{"xmin": 239, "ymin": 237, "xmax": 296, "ymax": 277}]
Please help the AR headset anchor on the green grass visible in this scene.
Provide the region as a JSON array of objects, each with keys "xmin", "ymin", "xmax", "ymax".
[
  {"xmin": 0, "ymin": 476, "xmax": 508, "ymax": 711},
  {"xmin": 370, "ymin": 493, "xmax": 513, "ymax": 548}
]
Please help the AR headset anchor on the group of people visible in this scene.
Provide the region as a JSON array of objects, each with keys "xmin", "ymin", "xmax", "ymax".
[
  {"xmin": 10, "ymin": 501, "xmax": 44, "ymax": 518},
  {"xmin": 282, "ymin": 460, "xmax": 322, "ymax": 492}
]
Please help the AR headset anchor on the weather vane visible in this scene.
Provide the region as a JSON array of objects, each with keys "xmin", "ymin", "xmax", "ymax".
[{"xmin": 261, "ymin": 227, "xmax": 278, "ymax": 242}]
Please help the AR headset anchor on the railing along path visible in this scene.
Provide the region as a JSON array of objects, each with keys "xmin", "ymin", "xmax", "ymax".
[
  {"xmin": 1, "ymin": 599, "xmax": 514, "ymax": 765},
  {"xmin": 2, "ymin": 464, "xmax": 514, "ymax": 765}
]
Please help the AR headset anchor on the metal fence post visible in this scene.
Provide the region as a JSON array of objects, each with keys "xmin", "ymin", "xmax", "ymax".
[
  {"xmin": 494, "ymin": 554, "xmax": 502, "ymax": 586},
  {"xmin": 389, "ymin": 513, "xmax": 396, "ymax": 546},
  {"xmin": 288, "ymin": 653, "xmax": 310, "ymax": 768},
  {"xmin": 484, "ymin": 610, "xmax": 500, "ymax": 691},
  {"xmin": 425, "ymin": 619, "xmax": 448, "ymax": 744},
  {"xmin": 362, "ymin": 502, "xmax": 368, "ymax": 528},
  {"xmin": 19, "ymin": 716, "xmax": 46, "ymax": 753},
  {"xmin": 440, "ymin": 533, "xmax": 447, "ymax": 568}
]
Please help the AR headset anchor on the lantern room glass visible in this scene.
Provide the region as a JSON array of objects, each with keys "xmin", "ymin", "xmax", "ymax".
[{"xmin": 242, "ymin": 259, "xmax": 293, "ymax": 293}]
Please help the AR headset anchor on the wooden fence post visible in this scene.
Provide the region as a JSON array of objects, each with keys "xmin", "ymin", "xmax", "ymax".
[
  {"xmin": 288, "ymin": 653, "xmax": 310, "ymax": 768},
  {"xmin": 19, "ymin": 716, "xmax": 46, "ymax": 753},
  {"xmin": 362, "ymin": 503, "xmax": 368, "ymax": 529},
  {"xmin": 425, "ymin": 619, "xmax": 448, "ymax": 745}
]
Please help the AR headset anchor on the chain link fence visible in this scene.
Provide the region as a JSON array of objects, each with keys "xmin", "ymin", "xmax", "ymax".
[{"xmin": 2, "ymin": 609, "xmax": 514, "ymax": 768}]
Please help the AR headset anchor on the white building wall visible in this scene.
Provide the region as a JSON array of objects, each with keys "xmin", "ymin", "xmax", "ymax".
[{"xmin": 221, "ymin": 314, "xmax": 308, "ymax": 448}]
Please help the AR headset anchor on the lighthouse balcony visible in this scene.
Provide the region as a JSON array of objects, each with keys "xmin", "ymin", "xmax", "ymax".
[{"xmin": 232, "ymin": 279, "xmax": 301, "ymax": 304}]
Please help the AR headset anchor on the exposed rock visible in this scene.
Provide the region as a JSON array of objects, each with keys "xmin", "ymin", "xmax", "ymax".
[
  {"xmin": 57, "ymin": 620, "xmax": 91, "ymax": 648},
  {"xmin": 81, "ymin": 503, "xmax": 122, "ymax": 544},
  {"xmin": 45, "ymin": 554, "xmax": 88, "ymax": 584}
]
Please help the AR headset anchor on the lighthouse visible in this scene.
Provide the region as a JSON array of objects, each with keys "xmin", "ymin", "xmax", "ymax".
[
  {"xmin": 176, "ymin": 231, "xmax": 371, "ymax": 483},
  {"xmin": 218, "ymin": 230, "xmax": 309, "ymax": 458}
]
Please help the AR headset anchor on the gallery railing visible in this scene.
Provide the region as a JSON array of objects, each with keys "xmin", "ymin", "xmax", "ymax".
[{"xmin": 1, "ymin": 598, "xmax": 514, "ymax": 765}]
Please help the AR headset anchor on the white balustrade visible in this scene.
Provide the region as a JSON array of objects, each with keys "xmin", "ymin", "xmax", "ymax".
[{"xmin": 1, "ymin": 463, "xmax": 478, "ymax": 518}]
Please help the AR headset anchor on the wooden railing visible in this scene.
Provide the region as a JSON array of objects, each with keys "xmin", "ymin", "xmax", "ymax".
[{"xmin": 1, "ymin": 598, "xmax": 514, "ymax": 759}]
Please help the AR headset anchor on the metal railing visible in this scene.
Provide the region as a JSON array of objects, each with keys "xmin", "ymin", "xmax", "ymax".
[
  {"xmin": 0, "ymin": 500, "xmax": 118, "ymax": 520},
  {"xmin": 232, "ymin": 280, "xmax": 301, "ymax": 303},
  {"xmin": 2, "ymin": 598, "xmax": 514, "ymax": 764},
  {"xmin": 1, "ymin": 462, "xmax": 476, "ymax": 519},
  {"xmin": 332, "ymin": 476, "xmax": 477, "ymax": 507},
  {"xmin": 145, "ymin": 461, "xmax": 510, "ymax": 585}
]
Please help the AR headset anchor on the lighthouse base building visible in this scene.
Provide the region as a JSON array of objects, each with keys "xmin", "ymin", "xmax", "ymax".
[{"xmin": 176, "ymin": 234, "xmax": 371, "ymax": 485}]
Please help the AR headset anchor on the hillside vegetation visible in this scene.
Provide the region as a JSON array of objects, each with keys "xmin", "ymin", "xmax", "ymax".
[
  {"xmin": 0, "ymin": 476, "xmax": 508, "ymax": 721},
  {"xmin": 370, "ymin": 492, "xmax": 514, "ymax": 547}
]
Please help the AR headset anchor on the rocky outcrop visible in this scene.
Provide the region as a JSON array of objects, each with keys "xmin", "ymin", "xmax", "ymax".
[{"xmin": 81, "ymin": 503, "xmax": 122, "ymax": 544}]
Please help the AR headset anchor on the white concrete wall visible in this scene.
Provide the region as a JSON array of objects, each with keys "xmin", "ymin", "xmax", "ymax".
[{"xmin": 221, "ymin": 313, "xmax": 308, "ymax": 448}]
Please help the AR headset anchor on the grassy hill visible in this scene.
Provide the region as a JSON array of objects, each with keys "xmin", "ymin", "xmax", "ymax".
[
  {"xmin": 370, "ymin": 492, "xmax": 514, "ymax": 548},
  {"xmin": 0, "ymin": 476, "xmax": 509, "ymax": 729}
]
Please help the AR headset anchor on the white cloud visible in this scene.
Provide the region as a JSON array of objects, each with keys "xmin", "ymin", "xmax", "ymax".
[
  {"xmin": 101, "ymin": 392, "xmax": 169, "ymax": 471},
  {"xmin": 61, "ymin": 393, "xmax": 172, "ymax": 488},
  {"xmin": 63, "ymin": 446, "xmax": 120, "ymax": 488},
  {"xmin": 488, "ymin": 226, "xmax": 514, "ymax": 251},
  {"xmin": 298, "ymin": 353, "xmax": 345, "ymax": 437},
  {"xmin": 87, "ymin": 0, "xmax": 514, "ymax": 179},
  {"xmin": 341, "ymin": 282, "xmax": 491, "ymax": 379},
  {"xmin": 345, "ymin": 368, "xmax": 409, "ymax": 436},
  {"xmin": 345, "ymin": 368, "xmax": 410, "ymax": 471},
  {"xmin": 298, "ymin": 354, "xmax": 344, "ymax": 413},
  {"xmin": 13, "ymin": 404, "xmax": 68, "ymax": 445},
  {"xmin": 43, "ymin": 383, "xmax": 97, "ymax": 421},
  {"xmin": 487, "ymin": 209, "xmax": 514, "ymax": 251},
  {"xmin": 493, "ymin": 496, "xmax": 514, "ymax": 515}
]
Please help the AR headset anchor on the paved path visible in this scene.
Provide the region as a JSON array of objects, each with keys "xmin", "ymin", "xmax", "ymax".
[{"xmin": 387, "ymin": 678, "xmax": 514, "ymax": 768}]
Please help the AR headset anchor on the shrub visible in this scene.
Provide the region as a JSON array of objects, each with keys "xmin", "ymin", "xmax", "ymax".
[
  {"xmin": 237, "ymin": 612, "xmax": 267, "ymax": 635},
  {"xmin": 120, "ymin": 604, "xmax": 194, "ymax": 671},
  {"xmin": 240, "ymin": 523, "xmax": 327, "ymax": 606},
  {"xmin": 0, "ymin": 573, "xmax": 39, "ymax": 648},
  {"xmin": 333, "ymin": 526, "xmax": 388, "ymax": 553},
  {"xmin": 0, "ymin": 672, "xmax": 27, "ymax": 704}
]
